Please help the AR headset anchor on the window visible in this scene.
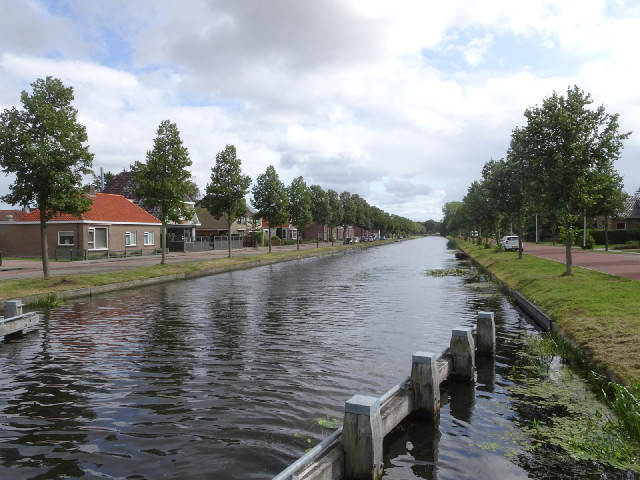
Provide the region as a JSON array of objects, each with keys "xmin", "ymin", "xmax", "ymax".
[
  {"xmin": 616, "ymin": 222, "xmax": 626, "ymax": 230},
  {"xmin": 237, "ymin": 216, "xmax": 247, "ymax": 224},
  {"xmin": 291, "ymin": 230, "xmax": 297, "ymax": 240},
  {"xmin": 144, "ymin": 232, "xmax": 155, "ymax": 246},
  {"xmin": 125, "ymin": 231, "xmax": 137, "ymax": 246},
  {"xmin": 58, "ymin": 231, "xmax": 74, "ymax": 246},
  {"xmin": 88, "ymin": 227, "xmax": 108, "ymax": 250}
]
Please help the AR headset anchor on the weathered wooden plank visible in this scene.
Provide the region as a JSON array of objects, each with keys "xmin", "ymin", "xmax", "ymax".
[
  {"xmin": 295, "ymin": 441, "xmax": 344, "ymax": 480},
  {"xmin": 0, "ymin": 312, "xmax": 40, "ymax": 337}
]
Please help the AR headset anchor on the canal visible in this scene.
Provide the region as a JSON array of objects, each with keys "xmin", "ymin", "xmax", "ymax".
[{"xmin": 0, "ymin": 237, "xmax": 636, "ymax": 479}]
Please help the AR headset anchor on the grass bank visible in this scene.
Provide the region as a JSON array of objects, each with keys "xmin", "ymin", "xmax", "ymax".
[
  {"xmin": 0, "ymin": 240, "xmax": 402, "ymax": 307},
  {"xmin": 455, "ymin": 238, "xmax": 640, "ymax": 385}
]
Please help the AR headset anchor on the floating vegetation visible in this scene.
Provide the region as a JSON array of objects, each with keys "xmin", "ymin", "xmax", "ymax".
[
  {"xmin": 425, "ymin": 268, "xmax": 470, "ymax": 277},
  {"xmin": 317, "ymin": 417, "xmax": 340, "ymax": 430},
  {"xmin": 508, "ymin": 335, "xmax": 640, "ymax": 471},
  {"xmin": 34, "ymin": 292, "xmax": 61, "ymax": 308}
]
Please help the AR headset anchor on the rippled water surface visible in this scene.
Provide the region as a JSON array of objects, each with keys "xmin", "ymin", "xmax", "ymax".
[{"xmin": 0, "ymin": 238, "xmax": 635, "ymax": 479}]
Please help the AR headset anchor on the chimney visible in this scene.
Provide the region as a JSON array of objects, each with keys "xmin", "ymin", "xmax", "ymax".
[{"xmin": 100, "ymin": 167, "xmax": 105, "ymax": 192}]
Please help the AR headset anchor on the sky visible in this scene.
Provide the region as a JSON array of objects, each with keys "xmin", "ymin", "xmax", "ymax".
[{"xmin": 1, "ymin": 0, "xmax": 639, "ymax": 221}]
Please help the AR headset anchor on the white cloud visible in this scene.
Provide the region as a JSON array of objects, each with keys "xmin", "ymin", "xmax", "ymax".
[{"xmin": 0, "ymin": 0, "xmax": 639, "ymax": 221}]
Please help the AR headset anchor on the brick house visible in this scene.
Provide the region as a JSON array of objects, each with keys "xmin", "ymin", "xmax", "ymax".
[
  {"xmin": 0, "ymin": 193, "xmax": 162, "ymax": 258},
  {"xmin": 103, "ymin": 171, "xmax": 200, "ymax": 241},
  {"xmin": 597, "ymin": 189, "xmax": 640, "ymax": 230}
]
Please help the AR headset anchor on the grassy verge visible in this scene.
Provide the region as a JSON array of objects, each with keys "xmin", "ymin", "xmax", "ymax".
[
  {"xmin": 0, "ymin": 240, "xmax": 403, "ymax": 305},
  {"xmin": 455, "ymin": 238, "xmax": 640, "ymax": 385}
]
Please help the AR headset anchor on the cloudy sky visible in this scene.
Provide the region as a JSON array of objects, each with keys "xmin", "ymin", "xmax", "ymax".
[{"xmin": 1, "ymin": 0, "xmax": 639, "ymax": 221}]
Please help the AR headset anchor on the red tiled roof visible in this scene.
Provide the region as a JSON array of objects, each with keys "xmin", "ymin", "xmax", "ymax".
[{"xmin": 20, "ymin": 193, "xmax": 161, "ymax": 224}]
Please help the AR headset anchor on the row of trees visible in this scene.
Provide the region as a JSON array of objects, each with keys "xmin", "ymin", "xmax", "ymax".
[
  {"xmin": 441, "ymin": 86, "xmax": 630, "ymax": 275},
  {"xmin": 0, "ymin": 77, "xmax": 424, "ymax": 276},
  {"xmin": 205, "ymin": 151, "xmax": 425, "ymax": 255}
]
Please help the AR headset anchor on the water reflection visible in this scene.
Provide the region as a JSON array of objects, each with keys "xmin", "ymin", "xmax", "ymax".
[{"xmin": 0, "ymin": 238, "xmax": 635, "ymax": 479}]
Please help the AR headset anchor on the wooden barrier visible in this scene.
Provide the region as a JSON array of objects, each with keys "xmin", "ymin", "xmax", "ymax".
[
  {"xmin": 273, "ymin": 311, "xmax": 496, "ymax": 480},
  {"xmin": 0, "ymin": 300, "xmax": 40, "ymax": 339}
]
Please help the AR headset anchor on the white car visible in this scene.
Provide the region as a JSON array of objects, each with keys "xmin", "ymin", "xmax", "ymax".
[{"xmin": 501, "ymin": 235, "xmax": 521, "ymax": 251}]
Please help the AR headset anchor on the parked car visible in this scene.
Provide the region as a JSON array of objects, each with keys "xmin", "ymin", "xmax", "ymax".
[
  {"xmin": 344, "ymin": 237, "xmax": 353, "ymax": 244},
  {"xmin": 501, "ymin": 235, "xmax": 521, "ymax": 251}
]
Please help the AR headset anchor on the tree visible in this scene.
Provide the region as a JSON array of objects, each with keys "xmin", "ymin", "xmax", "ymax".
[
  {"xmin": 589, "ymin": 162, "xmax": 627, "ymax": 251},
  {"xmin": 0, "ymin": 77, "xmax": 93, "ymax": 277},
  {"xmin": 251, "ymin": 165, "xmax": 289, "ymax": 253},
  {"xmin": 340, "ymin": 191, "xmax": 356, "ymax": 239},
  {"xmin": 131, "ymin": 120, "xmax": 193, "ymax": 265},
  {"xmin": 441, "ymin": 201, "xmax": 464, "ymax": 236},
  {"xmin": 186, "ymin": 178, "xmax": 202, "ymax": 202},
  {"xmin": 523, "ymin": 86, "xmax": 630, "ymax": 274},
  {"xmin": 287, "ymin": 176, "xmax": 312, "ymax": 250},
  {"xmin": 204, "ymin": 144, "xmax": 251, "ymax": 258},
  {"xmin": 327, "ymin": 189, "xmax": 343, "ymax": 245},
  {"xmin": 310, "ymin": 185, "xmax": 330, "ymax": 247},
  {"xmin": 88, "ymin": 169, "xmax": 117, "ymax": 191},
  {"xmin": 352, "ymin": 194, "xmax": 371, "ymax": 236}
]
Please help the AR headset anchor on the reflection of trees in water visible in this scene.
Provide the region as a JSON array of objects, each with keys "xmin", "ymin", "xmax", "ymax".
[
  {"xmin": 128, "ymin": 288, "xmax": 199, "ymax": 416},
  {"xmin": 1, "ymin": 311, "xmax": 102, "ymax": 478}
]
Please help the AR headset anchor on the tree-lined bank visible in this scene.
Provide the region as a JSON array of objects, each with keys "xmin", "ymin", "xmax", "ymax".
[{"xmin": 454, "ymin": 238, "xmax": 640, "ymax": 385}]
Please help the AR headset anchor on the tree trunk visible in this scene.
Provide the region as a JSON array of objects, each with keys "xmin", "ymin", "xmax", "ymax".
[
  {"xmin": 604, "ymin": 215, "xmax": 609, "ymax": 252},
  {"xmin": 296, "ymin": 233, "xmax": 300, "ymax": 250},
  {"xmin": 161, "ymin": 222, "xmax": 167, "ymax": 264},
  {"xmin": 564, "ymin": 225, "xmax": 573, "ymax": 275},
  {"xmin": 316, "ymin": 223, "xmax": 320, "ymax": 248},
  {"xmin": 268, "ymin": 227, "xmax": 272, "ymax": 253},
  {"xmin": 39, "ymin": 209, "xmax": 49, "ymax": 277},
  {"xmin": 227, "ymin": 219, "xmax": 232, "ymax": 258},
  {"xmin": 517, "ymin": 219, "xmax": 524, "ymax": 260}
]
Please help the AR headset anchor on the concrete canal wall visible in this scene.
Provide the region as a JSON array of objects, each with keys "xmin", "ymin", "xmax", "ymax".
[
  {"xmin": 0, "ymin": 300, "xmax": 41, "ymax": 339},
  {"xmin": 273, "ymin": 311, "xmax": 496, "ymax": 480}
]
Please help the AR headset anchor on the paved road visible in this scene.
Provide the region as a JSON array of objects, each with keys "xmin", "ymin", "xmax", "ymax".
[
  {"xmin": 0, "ymin": 242, "xmax": 329, "ymax": 281},
  {"xmin": 523, "ymin": 243, "xmax": 640, "ymax": 280}
]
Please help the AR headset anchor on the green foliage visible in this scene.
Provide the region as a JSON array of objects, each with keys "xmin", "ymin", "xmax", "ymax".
[
  {"xmin": 287, "ymin": 177, "xmax": 312, "ymax": 249},
  {"xmin": 251, "ymin": 165, "xmax": 289, "ymax": 252},
  {"xmin": 204, "ymin": 144, "xmax": 251, "ymax": 257},
  {"xmin": 0, "ymin": 77, "xmax": 94, "ymax": 277},
  {"xmin": 511, "ymin": 335, "xmax": 640, "ymax": 471},
  {"xmin": 590, "ymin": 229, "xmax": 640, "ymax": 245},
  {"xmin": 309, "ymin": 184, "xmax": 329, "ymax": 225},
  {"xmin": 131, "ymin": 120, "xmax": 193, "ymax": 263},
  {"xmin": 424, "ymin": 268, "xmax": 469, "ymax": 277},
  {"xmin": 35, "ymin": 292, "xmax": 61, "ymax": 308},
  {"xmin": 326, "ymin": 189, "xmax": 343, "ymax": 241}
]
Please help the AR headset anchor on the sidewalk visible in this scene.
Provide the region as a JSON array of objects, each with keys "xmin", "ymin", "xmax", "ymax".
[
  {"xmin": 523, "ymin": 243, "xmax": 640, "ymax": 280},
  {"xmin": 0, "ymin": 242, "xmax": 327, "ymax": 281}
]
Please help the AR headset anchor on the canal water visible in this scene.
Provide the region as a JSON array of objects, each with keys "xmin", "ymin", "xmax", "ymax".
[{"xmin": 0, "ymin": 237, "xmax": 635, "ymax": 479}]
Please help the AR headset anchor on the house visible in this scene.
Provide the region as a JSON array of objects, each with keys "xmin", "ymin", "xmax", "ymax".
[
  {"xmin": 261, "ymin": 219, "xmax": 297, "ymax": 245},
  {"xmin": 102, "ymin": 171, "xmax": 200, "ymax": 242},
  {"xmin": 194, "ymin": 201, "xmax": 254, "ymax": 238},
  {"xmin": 0, "ymin": 193, "xmax": 162, "ymax": 258},
  {"xmin": 301, "ymin": 222, "xmax": 347, "ymax": 242},
  {"xmin": 597, "ymin": 189, "xmax": 640, "ymax": 230}
]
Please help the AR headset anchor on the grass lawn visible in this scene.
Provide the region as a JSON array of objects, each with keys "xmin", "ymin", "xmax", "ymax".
[
  {"xmin": 0, "ymin": 240, "xmax": 396, "ymax": 305},
  {"xmin": 456, "ymin": 239, "xmax": 640, "ymax": 385}
]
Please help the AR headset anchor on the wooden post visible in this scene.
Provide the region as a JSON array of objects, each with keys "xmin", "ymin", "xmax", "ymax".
[
  {"xmin": 4, "ymin": 300, "xmax": 23, "ymax": 318},
  {"xmin": 411, "ymin": 351, "xmax": 441, "ymax": 417},
  {"xmin": 343, "ymin": 394, "xmax": 384, "ymax": 480},
  {"xmin": 450, "ymin": 327, "xmax": 474, "ymax": 380},
  {"xmin": 476, "ymin": 311, "xmax": 495, "ymax": 355}
]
